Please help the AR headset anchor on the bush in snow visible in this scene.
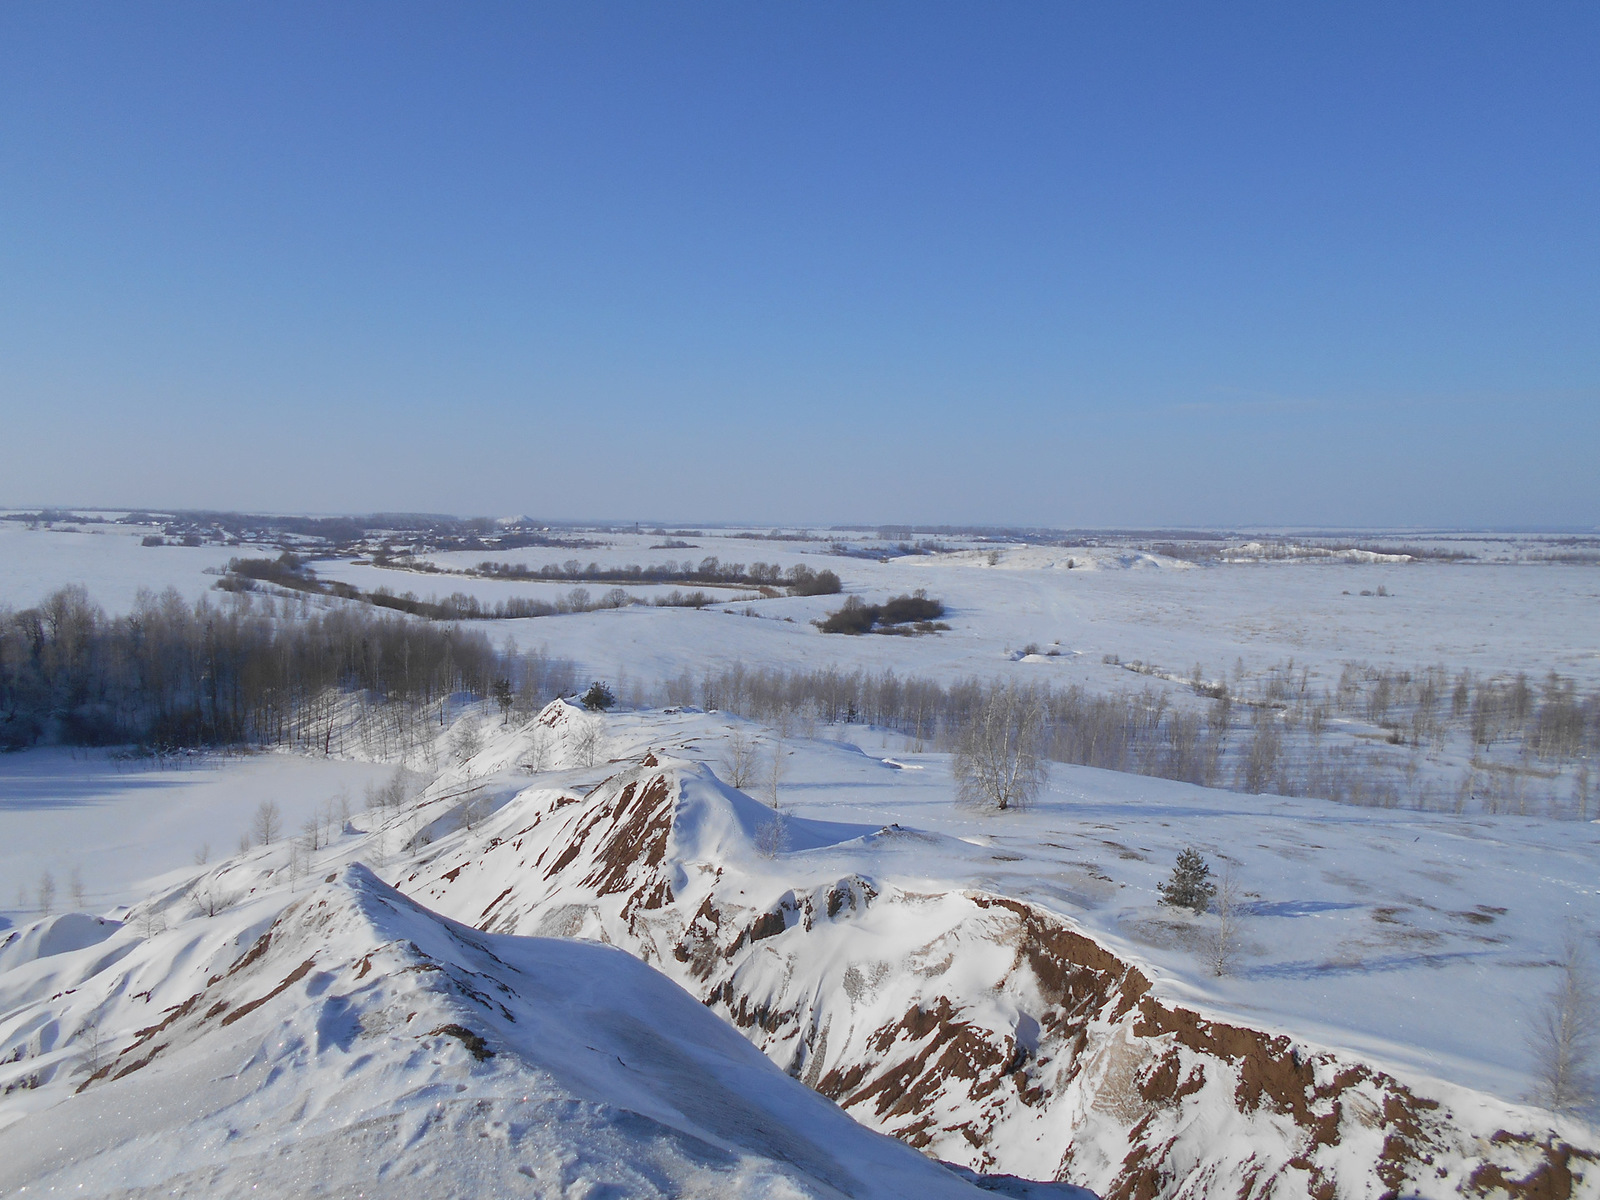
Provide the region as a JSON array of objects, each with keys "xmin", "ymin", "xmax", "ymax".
[
  {"xmin": 582, "ymin": 682, "xmax": 616, "ymax": 712},
  {"xmin": 1158, "ymin": 848, "xmax": 1216, "ymax": 915},
  {"xmin": 817, "ymin": 596, "xmax": 878, "ymax": 635}
]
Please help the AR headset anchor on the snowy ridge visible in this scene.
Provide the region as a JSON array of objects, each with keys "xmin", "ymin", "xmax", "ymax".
[
  {"xmin": 0, "ymin": 863, "xmax": 1013, "ymax": 1199},
  {"xmin": 407, "ymin": 746, "xmax": 1600, "ymax": 1199}
]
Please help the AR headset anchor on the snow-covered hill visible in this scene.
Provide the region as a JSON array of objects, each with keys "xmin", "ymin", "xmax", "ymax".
[
  {"xmin": 0, "ymin": 860, "xmax": 1031, "ymax": 1199},
  {"xmin": 2, "ymin": 700, "xmax": 1596, "ymax": 1198},
  {"xmin": 404, "ymin": 733, "xmax": 1598, "ymax": 1199}
]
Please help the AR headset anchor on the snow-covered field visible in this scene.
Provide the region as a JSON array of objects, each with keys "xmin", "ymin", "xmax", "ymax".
[
  {"xmin": 2, "ymin": 520, "xmax": 1597, "ymax": 1197},
  {"xmin": 6, "ymin": 520, "xmax": 1598, "ymax": 690}
]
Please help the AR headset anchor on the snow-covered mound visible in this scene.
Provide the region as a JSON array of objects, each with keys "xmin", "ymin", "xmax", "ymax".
[
  {"xmin": 408, "ymin": 753, "xmax": 1600, "ymax": 1200},
  {"xmin": 0, "ymin": 912, "xmax": 121, "ymax": 972},
  {"xmin": 0, "ymin": 864, "xmax": 1007, "ymax": 1199}
]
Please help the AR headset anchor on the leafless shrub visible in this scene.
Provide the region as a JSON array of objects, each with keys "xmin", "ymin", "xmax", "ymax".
[
  {"xmin": 190, "ymin": 877, "xmax": 239, "ymax": 917},
  {"xmin": 450, "ymin": 716, "xmax": 484, "ymax": 765},
  {"xmin": 522, "ymin": 729, "xmax": 553, "ymax": 773},
  {"xmin": 365, "ymin": 766, "xmax": 415, "ymax": 811},
  {"xmin": 136, "ymin": 907, "xmax": 168, "ymax": 938}
]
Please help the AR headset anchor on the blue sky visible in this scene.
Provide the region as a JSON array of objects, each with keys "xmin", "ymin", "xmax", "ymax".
[{"xmin": 2, "ymin": 3, "xmax": 1595, "ymax": 527}]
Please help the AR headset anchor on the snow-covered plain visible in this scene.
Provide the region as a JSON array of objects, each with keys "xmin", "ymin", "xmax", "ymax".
[
  {"xmin": 2, "ymin": 521, "xmax": 1598, "ymax": 1196},
  {"xmin": 0, "ymin": 751, "xmax": 394, "ymax": 920},
  {"xmin": 5, "ymin": 521, "xmax": 1598, "ymax": 690}
]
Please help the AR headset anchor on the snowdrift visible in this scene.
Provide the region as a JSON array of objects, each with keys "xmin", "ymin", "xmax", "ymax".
[{"xmin": 409, "ymin": 753, "xmax": 1600, "ymax": 1200}]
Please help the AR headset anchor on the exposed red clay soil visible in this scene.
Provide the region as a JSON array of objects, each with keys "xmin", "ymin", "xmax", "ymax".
[{"xmin": 420, "ymin": 756, "xmax": 1598, "ymax": 1200}]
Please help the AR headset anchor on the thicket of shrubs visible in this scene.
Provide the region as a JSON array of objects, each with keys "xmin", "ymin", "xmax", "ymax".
[{"xmin": 818, "ymin": 592, "xmax": 947, "ymax": 635}]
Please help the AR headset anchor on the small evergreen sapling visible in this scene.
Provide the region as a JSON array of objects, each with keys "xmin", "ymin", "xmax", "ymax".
[
  {"xmin": 581, "ymin": 681, "xmax": 616, "ymax": 712},
  {"xmin": 1159, "ymin": 847, "xmax": 1216, "ymax": 915}
]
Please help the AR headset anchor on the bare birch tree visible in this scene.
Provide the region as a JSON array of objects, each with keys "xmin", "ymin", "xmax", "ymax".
[
  {"xmin": 953, "ymin": 684, "xmax": 1047, "ymax": 811},
  {"xmin": 1529, "ymin": 926, "xmax": 1600, "ymax": 1115},
  {"xmin": 766, "ymin": 742, "xmax": 787, "ymax": 809},
  {"xmin": 574, "ymin": 720, "xmax": 603, "ymax": 768},
  {"xmin": 252, "ymin": 799, "xmax": 281, "ymax": 846},
  {"xmin": 722, "ymin": 727, "xmax": 758, "ymax": 788},
  {"xmin": 1207, "ymin": 866, "xmax": 1246, "ymax": 977}
]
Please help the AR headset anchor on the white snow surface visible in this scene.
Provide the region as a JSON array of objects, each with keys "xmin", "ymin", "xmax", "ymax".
[
  {"xmin": 0, "ymin": 860, "xmax": 1037, "ymax": 1199},
  {"xmin": 1, "ymin": 703, "xmax": 1595, "ymax": 1196},
  {"xmin": 4, "ymin": 527, "xmax": 1600, "ymax": 1195}
]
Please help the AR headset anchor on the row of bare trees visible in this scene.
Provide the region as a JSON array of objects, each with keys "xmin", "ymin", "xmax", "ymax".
[
  {"xmin": 663, "ymin": 661, "xmax": 1598, "ymax": 819},
  {"xmin": 0, "ymin": 585, "xmax": 574, "ymax": 751}
]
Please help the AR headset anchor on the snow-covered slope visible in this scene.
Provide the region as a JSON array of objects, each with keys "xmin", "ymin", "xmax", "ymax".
[
  {"xmin": 0, "ymin": 862, "xmax": 1019, "ymax": 1199},
  {"xmin": 403, "ymin": 734, "xmax": 1599, "ymax": 1199},
  {"xmin": 3, "ymin": 699, "xmax": 1596, "ymax": 1199}
]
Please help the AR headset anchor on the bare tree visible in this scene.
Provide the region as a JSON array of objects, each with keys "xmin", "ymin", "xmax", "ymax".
[
  {"xmin": 523, "ymin": 728, "xmax": 552, "ymax": 773},
  {"xmin": 137, "ymin": 906, "xmax": 167, "ymax": 938},
  {"xmin": 721, "ymin": 727, "xmax": 758, "ymax": 789},
  {"xmin": 1207, "ymin": 866, "xmax": 1245, "ymax": 977},
  {"xmin": 451, "ymin": 716, "xmax": 484, "ymax": 765},
  {"xmin": 766, "ymin": 741, "xmax": 787, "ymax": 809},
  {"xmin": 194, "ymin": 843, "xmax": 210, "ymax": 865},
  {"xmin": 1529, "ymin": 926, "xmax": 1600, "ymax": 1115},
  {"xmin": 366, "ymin": 766, "xmax": 413, "ymax": 811},
  {"xmin": 69, "ymin": 866, "xmax": 86, "ymax": 911},
  {"xmin": 755, "ymin": 812, "xmax": 789, "ymax": 858},
  {"xmin": 574, "ymin": 720, "xmax": 603, "ymax": 768},
  {"xmin": 288, "ymin": 836, "xmax": 309, "ymax": 892},
  {"xmin": 953, "ymin": 684, "xmax": 1047, "ymax": 811},
  {"xmin": 37, "ymin": 871, "xmax": 56, "ymax": 917},
  {"xmin": 252, "ymin": 799, "xmax": 281, "ymax": 846}
]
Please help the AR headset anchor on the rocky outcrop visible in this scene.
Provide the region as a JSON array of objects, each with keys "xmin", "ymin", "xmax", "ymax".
[{"xmin": 408, "ymin": 756, "xmax": 1599, "ymax": 1199}]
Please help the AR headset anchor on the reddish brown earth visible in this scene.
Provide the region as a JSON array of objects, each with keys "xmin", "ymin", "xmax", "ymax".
[{"xmin": 408, "ymin": 758, "xmax": 1599, "ymax": 1199}]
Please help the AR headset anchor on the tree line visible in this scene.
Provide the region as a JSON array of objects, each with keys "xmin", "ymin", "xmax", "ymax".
[
  {"xmin": 0, "ymin": 585, "xmax": 573, "ymax": 751},
  {"xmin": 388, "ymin": 555, "xmax": 844, "ymax": 595},
  {"xmin": 219, "ymin": 554, "xmax": 836, "ymax": 621},
  {"xmin": 658, "ymin": 658, "xmax": 1600, "ymax": 819}
]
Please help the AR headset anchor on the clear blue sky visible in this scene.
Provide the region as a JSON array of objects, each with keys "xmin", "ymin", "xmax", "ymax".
[{"xmin": 2, "ymin": 3, "xmax": 1595, "ymax": 527}]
